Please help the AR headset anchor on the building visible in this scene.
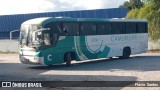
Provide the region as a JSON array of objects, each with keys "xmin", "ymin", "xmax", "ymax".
[{"xmin": 0, "ymin": 8, "xmax": 128, "ymax": 39}]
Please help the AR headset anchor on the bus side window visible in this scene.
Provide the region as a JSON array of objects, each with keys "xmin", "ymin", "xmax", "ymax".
[
  {"xmin": 44, "ymin": 22, "xmax": 60, "ymax": 33},
  {"xmin": 112, "ymin": 22, "xmax": 125, "ymax": 34},
  {"xmin": 92, "ymin": 24, "xmax": 96, "ymax": 35},
  {"xmin": 44, "ymin": 33, "xmax": 51, "ymax": 45},
  {"xmin": 80, "ymin": 24, "xmax": 86, "ymax": 35},
  {"xmin": 137, "ymin": 23, "xmax": 146, "ymax": 33},
  {"xmin": 80, "ymin": 23, "xmax": 96, "ymax": 35},
  {"xmin": 121, "ymin": 23, "xmax": 126, "ymax": 34},
  {"xmin": 62, "ymin": 23, "xmax": 78, "ymax": 36},
  {"xmin": 105, "ymin": 23, "xmax": 112, "ymax": 34},
  {"xmin": 126, "ymin": 22, "xmax": 136, "ymax": 34},
  {"xmin": 52, "ymin": 34, "xmax": 58, "ymax": 46},
  {"xmin": 145, "ymin": 22, "xmax": 148, "ymax": 33},
  {"xmin": 97, "ymin": 24, "xmax": 106, "ymax": 35}
]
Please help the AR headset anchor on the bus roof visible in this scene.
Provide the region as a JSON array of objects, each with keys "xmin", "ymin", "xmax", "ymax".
[
  {"xmin": 22, "ymin": 17, "xmax": 148, "ymax": 25},
  {"xmin": 21, "ymin": 17, "xmax": 52, "ymax": 25}
]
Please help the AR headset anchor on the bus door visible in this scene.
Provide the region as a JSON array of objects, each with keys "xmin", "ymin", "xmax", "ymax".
[
  {"xmin": 43, "ymin": 31, "xmax": 52, "ymax": 46},
  {"xmin": 43, "ymin": 31, "xmax": 59, "ymax": 47},
  {"xmin": 42, "ymin": 31, "xmax": 59, "ymax": 64}
]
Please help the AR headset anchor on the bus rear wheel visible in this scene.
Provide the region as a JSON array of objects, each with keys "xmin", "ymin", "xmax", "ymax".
[{"xmin": 119, "ymin": 47, "xmax": 131, "ymax": 59}]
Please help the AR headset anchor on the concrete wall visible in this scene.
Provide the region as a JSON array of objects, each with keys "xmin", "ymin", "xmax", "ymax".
[
  {"xmin": 0, "ymin": 40, "xmax": 159, "ymax": 53},
  {"xmin": 0, "ymin": 40, "xmax": 19, "ymax": 52}
]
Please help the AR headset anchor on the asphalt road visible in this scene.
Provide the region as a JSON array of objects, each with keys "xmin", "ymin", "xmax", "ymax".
[{"xmin": 0, "ymin": 53, "xmax": 160, "ymax": 90}]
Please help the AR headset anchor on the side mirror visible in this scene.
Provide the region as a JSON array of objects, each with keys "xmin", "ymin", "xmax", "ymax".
[
  {"xmin": 32, "ymin": 40, "xmax": 40, "ymax": 45},
  {"xmin": 37, "ymin": 35, "xmax": 41, "ymax": 39}
]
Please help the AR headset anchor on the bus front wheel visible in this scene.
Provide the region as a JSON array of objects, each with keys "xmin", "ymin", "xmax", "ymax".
[
  {"xmin": 119, "ymin": 47, "xmax": 131, "ymax": 59},
  {"xmin": 65, "ymin": 53, "xmax": 72, "ymax": 66}
]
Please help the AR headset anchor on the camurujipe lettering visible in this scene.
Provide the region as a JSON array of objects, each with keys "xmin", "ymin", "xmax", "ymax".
[{"xmin": 111, "ymin": 35, "xmax": 138, "ymax": 42}]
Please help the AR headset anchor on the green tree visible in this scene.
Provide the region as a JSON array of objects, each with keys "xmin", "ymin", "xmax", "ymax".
[
  {"xmin": 126, "ymin": 8, "xmax": 139, "ymax": 18},
  {"xmin": 120, "ymin": 0, "xmax": 144, "ymax": 10},
  {"xmin": 126, "ymin": 0, "xmax": 160, "ymax": 41},
  {"xmin": 119, "ymin": 1, "xmax": 132, "ymax": 10}
]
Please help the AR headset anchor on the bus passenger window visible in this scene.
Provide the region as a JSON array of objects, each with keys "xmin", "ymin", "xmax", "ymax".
[
  {"xmin": 105, "ymin": 23, "xmax": 112, "ymax": 34},
  {"xmin": 62, "ymin": 23, "xmax": 78, "ymax": 36},
  {"xmin": 145, "ymin": 23, "xmax": 148, "ymax": 33},
  {"xmin": 126, "ymin": 23, "xmax": 136, "ymax": 34},
  {"xmin": 44, "ymin": 33, "xmax": 51, "ymax": 45},
  {"xmin": 80, "ymin": 23, "xmax": 96, "ymax": 35},
  {"xmin": 97, "ymin": 24, "xmax": 106, "ymax": 35},
  {"xmin": 112, "ymin": 22, "xmax": 125, "ymax": 34},
  {"xmin": 52, "ymin": 34, "xmax": 58, "ymax": 46},
  {"xmin": 137, "ymin": 23, "xmax": 146, "ymax": 33}
]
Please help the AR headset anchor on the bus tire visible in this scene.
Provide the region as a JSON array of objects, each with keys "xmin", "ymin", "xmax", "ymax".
[
  {"xmin": 108, "ymin": 57, "xmax": 113, "ymax": 59},
  {"xmin": 65, "ymin": 53, "xmax": 72, "ymax": 66},
  {"xmin": 120, "ymin": 47, "xmax": 131, "ymax": 59}
]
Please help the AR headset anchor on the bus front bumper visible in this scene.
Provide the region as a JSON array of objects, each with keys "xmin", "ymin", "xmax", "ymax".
[{"xmin": 20, "ymin": 55, "xmax": 45, "ymax": 65}]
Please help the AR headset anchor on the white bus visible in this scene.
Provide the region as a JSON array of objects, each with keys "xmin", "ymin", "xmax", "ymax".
[{"xmin": 19, "ymin": 17, "xmax": 148, "ymax": 66}]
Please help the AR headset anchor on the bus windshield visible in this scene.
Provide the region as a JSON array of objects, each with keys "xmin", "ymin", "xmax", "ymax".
[
  {"xmin": 20, "ymin": 25, "xmax": 40, "ymax": 47},
  {"xmin": 20, "ymin": 31, "xmax": 27, "ymax": 46},
  {"xmin": 20, "ymin": 25, "xmax": 29, "ymax": 46}
]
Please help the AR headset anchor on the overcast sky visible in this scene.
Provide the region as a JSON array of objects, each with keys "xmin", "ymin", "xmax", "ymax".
[{"xmin": 0, "ymin": 0, "xmax": 129, "ymax": 15}]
